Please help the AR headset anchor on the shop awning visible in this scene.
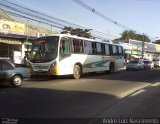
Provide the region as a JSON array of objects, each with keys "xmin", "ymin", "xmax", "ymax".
[
  {"xmin": 0, "ymin": 38, "xmax": 21, "ymax": 45},
  {"xmin": 131, "ymin": 55, "xmax": 141, "ymax": 59},
  {"xmin": 24, "ymin": 41, "xmax": 32, "ymax": 45}
]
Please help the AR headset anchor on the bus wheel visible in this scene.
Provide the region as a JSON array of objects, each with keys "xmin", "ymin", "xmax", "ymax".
[
  {"xmin": 108, "ymin": 63, "xmax": 114, "ymax": 74},
  {"xmin": 73, "ymin": 64, "xmax": 81, "ymax": 79}
]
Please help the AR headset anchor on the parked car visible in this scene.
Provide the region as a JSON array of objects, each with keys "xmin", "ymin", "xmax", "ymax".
[
  {"xmin": 0, "ymin": 58, "xmax": 30, "ymax": 87},
  {"xmin": 143, "ymin": 60, "xmax": 154, "ymax": 70},
  {"xmin": 152, "ymin": 58, "xmax": 160, "ymax": 67},
  {"xmin": 126, "ymin": 60, "xmax": 144, "ymax": 71}
]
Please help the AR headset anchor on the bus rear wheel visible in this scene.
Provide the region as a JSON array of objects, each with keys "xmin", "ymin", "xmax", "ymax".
[{"xmin": 73, "ymin": 64, "xmax": 81, "ymax": 79}]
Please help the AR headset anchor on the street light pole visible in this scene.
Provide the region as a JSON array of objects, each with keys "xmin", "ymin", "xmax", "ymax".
[{"xmin": 142, "ymin": 33, "xmax": 145, "ymax": 59}]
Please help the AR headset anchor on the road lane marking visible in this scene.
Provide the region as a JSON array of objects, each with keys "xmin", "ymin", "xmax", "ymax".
[
  {"xmin": 130, "ymin": 89, "xmax": 146, "ymax": 97},
  {"xmin": 118, "ymin": 83, "xmax": 150, "ymax": 98},
  {"xmin": 151, "ymin": 82, "xmax": 160, "ymax": 87}
]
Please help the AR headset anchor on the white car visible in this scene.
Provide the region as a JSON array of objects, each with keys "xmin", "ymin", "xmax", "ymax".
[
  {"xmin": 152, "ymin": 59, "xmax": 160, "ymax": 67},
  {"xmin": 143, "ymin": 60, "xmax": 154, "ymax": 70},
  {"xmin": 126, "ymin": 60, "xmax": 144, "ymax": 71}
]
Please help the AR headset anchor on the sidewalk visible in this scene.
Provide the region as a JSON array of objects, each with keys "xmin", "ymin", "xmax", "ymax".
[{"xmin": 90, "ymin": 82, "xmax": 160, "ymax": 124}]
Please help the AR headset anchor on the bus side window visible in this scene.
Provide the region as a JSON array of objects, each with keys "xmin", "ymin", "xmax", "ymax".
[
  {"xmin": 60, "ymin": 38, "xmax": 71, "ymax": 59},
  {"xmin": 105, "ymin": 44, "xmax": 110, "ymax": 55},
  {"xmin": 118, "ymin": 46, "xmax": 123, "ymax": 55},
  {"xmin": 73, "ymin": 39, "xmax": 84, "ymax": 53},
  {"xmin": 112, "ymin": 45, "xmax": 118, "ymax": 55},
  {"xmin": 109, "ymin": 45, "xmax": 113, "ymax": 55}
]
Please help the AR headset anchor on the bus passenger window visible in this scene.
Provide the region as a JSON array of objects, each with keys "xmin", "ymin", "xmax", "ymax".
[
  {"xmin": 60, "ymin": 39, "xmax": 70, "ymax": 55},
  {"xmin": 118, "ymin": 46, "xmax": 123, "ymax": 55},
  {"xmin": 112, "ymin": 45, "xmax": 118, "ymax": 55},
  {"xmin": 73, "ymin": 39, "xmax": 84, "ymax": 53},
  {"xmin": 96, "ymin": 43, "xmax": 102, "ymax": 55},
  {"xmin": 84, "ymin": 41, "xmax": 93, "ymax": 54},
  {"xmin": 105, "ymin": 44, "xmax": 110, "ymax": 55}
]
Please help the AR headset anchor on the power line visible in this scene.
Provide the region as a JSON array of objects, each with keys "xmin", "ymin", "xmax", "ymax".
[
  {"xmin": 5, "ymin": 10, "xmax": 63, "ymax": 29},
  {"xmin": 0, "ymin": 0, "xmax": 118, "ymax": 40},
  {"xmin": 72, "ymin": 0, "xmax": 131, "ymax": 30},
  {"xmin": 0, "ymin": 2, "xmax": 67, "ymax": 28},
  {"xmin": 0, "ymin": 7, "xmax": 15, "ymax": 23}
]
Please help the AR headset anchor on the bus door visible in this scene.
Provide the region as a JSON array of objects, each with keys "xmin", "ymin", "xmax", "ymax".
[
  {"xmin": 59, "ymin": 37, "xmax": 71, "ymax": 60},
  {"xmin": 59, "ymin": 37, "xmax": 72, "ymax": 74},
  {"xmin": 112, "ymin": 45, "xmax": 124, "ymax": 69},
  {"xmin": 117, "ymin": 46, "xmax": 124, "ymax": 68}
]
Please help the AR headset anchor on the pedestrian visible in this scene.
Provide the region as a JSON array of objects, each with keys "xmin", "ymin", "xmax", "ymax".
[{"xmin": 24, "ymin": 56, "xmax": 29, "ymax": 67}]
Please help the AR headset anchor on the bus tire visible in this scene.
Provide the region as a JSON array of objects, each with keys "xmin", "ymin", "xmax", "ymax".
[
  {"xmin": 73, "ymin": 64, "xmax": 81, "ymax": 79},
  {"xmin": 108, "ymin": 63, "xmax": 114, "ymax": 74}
]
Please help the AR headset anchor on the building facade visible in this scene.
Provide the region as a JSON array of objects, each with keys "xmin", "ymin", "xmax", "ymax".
[
  {"xmin": 0, "ymin": 33, "xmax": 33, "ymax": 64},
  {"xmin": 0, "ymin": 19, "xmax": 34, "ymax": 64},
  {"xmin": 117, "ymin": 39, "xmax": 160, "ymax": 63}
]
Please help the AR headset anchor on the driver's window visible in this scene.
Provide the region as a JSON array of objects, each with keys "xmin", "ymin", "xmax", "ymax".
[{"xmin": 60, "ymin": 38, "xmax": 71, "ymax": 59}]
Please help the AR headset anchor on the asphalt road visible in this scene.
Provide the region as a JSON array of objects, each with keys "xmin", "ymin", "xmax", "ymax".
[{"xmin": 0, "ymin": 68, "xmax": 160, "ymax": 123}]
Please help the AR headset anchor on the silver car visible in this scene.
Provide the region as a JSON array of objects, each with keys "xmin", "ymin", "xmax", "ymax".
[
  {"xmin": 143, "ymin": 60, "xmax": 154, "ymax": 70},
  {"xmin": 126, "ymin": 60, "xmax": 144, "ymax": 71}
]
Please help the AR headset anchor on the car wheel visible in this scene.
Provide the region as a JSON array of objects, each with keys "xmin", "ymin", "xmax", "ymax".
[
  {"xmin": 11, "ymin": 75, "xmax": 22, "ymax": 87},
  {"xmin": 73, "ymin": 64, "xmax": 81, "ymax": 79}
]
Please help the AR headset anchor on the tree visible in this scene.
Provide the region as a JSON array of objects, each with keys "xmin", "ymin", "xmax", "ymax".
[
  {"xmin": 61, "ymin": 26, "xmax": 92, "ymax": 38},
  {"xmin": 155, "ymin": 40, "xmax": 160, "ymax": 44},
  {"xmin": 120, "ymin": 30, "xmax": 150, "ymax": 42},
  {"xmin": 120, "ymin": 30, "xmax": 137, "ymax": 40}
]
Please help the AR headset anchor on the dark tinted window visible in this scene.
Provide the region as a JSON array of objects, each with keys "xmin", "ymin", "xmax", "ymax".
[
  {"xmin": 105, "ymin": 44, "xmax": 110, "ymax": 55},
  {"xmin": 101, "ymin": 43, "xmax": 105, "ymax": 55},
  {"xmin": 118, "ymin": 46, "xmax": 123, "ymax": 55},
  {"xmin": 2, "ymin": 60, "xmax": 14, "ymax": 70},
  {"xmin": 29, "ymin": 36, "xmax": 59, "ymax": 63},
  {"xmin": 73, "ymin": 39, "xmax": 84, "ymax": 53},
  {"xmin": 130, "ymin": 61, "xmax": 139, "ymax": 64},
  {"xmin": 96, "ymin": 43, "xmax": 102, "ymax": 55},
  {"xmin": 112, "ymin": 45, "xmax": 118, "ymax": 55},
  {"xmin": 84, "ymin": 41, "xmax": 93, "ymax": 54},
  {"xmin": 143, "ymin": 61, "xmax": 150, "ymax": 64}
]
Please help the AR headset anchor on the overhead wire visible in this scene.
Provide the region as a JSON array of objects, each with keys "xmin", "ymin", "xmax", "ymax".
[
  {"xmin": 0, "ymin": 0, "xmax": 118, "ymax": 40},
  {"xmin": 72, "ymin": 0, "xmax": 131, "ymax": 30}
]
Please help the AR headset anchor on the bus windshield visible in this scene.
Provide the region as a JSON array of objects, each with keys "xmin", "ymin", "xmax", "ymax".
[{"xmin": 28, "ymin": 36, "xmax": 59, "ymax": 63}]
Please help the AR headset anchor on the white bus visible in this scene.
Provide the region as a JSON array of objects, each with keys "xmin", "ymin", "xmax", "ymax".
[{"xmin": 28, "ymin": 34, "xmax": 124, "ymax": 79}]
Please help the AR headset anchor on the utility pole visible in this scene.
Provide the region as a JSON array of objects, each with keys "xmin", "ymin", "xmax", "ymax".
[
  {"xmin": 142, "ymin": 33, "xmax": 145, "ymax": 59},
  {"xmin": 50, "ymin": 24, "xmax": 52, "ymax": 34},
  {"xmin": 26, "ymin": 20, "xmax": 29, "ymax": 42}
]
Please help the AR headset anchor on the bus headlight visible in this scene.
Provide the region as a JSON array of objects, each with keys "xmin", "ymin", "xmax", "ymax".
[{"xmin": 49, "ymin": 61, "xmax": 57, "ymax": 74}]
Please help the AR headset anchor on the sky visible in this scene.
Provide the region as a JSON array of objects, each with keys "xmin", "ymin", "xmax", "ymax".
[{"xmin": 13, "ymin": 0, "xmax": 160, "ymax": 39}]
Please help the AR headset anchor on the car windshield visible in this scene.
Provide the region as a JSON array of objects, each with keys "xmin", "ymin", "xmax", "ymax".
[
  {"xmin": 129, "ymin": 61, "xmax": 139, "ymax": 64},
  {"xmin": 28, "ymin": 36, "xmax": 59, "ymax": 63},
  {"xmin": 143, "ymin": 61, "xmax": 150, "ymax": 64}
]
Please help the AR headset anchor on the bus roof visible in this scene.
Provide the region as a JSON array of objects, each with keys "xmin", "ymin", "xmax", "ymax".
[
  {"xmin": 47, "ymin": 33, "xmax": 95, "ymax": 41},
  {"xmin": 38, "ymin": 34, "xmax": 121, "ymax": 46}
]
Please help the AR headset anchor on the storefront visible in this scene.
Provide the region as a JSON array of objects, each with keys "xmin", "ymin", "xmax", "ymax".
[
  {"xmin": 0, "ymin": 36, "xmax": 33, "ymax": 64},
  {"xmin": 117, "ymin": 39, "xmax": 160, "ymax": 62},
  {"xmin": 0, "ymin": 19, "xmax": 34, "ymax": 64}
]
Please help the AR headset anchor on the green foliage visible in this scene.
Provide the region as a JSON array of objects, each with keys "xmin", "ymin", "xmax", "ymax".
[
  {"xmin": 120, "ymin": 30, "xmax": 150, "ymax": 42},
  {"xmin": 61, "ymin": 26, "xmax": 92, "ymax": 38}
]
